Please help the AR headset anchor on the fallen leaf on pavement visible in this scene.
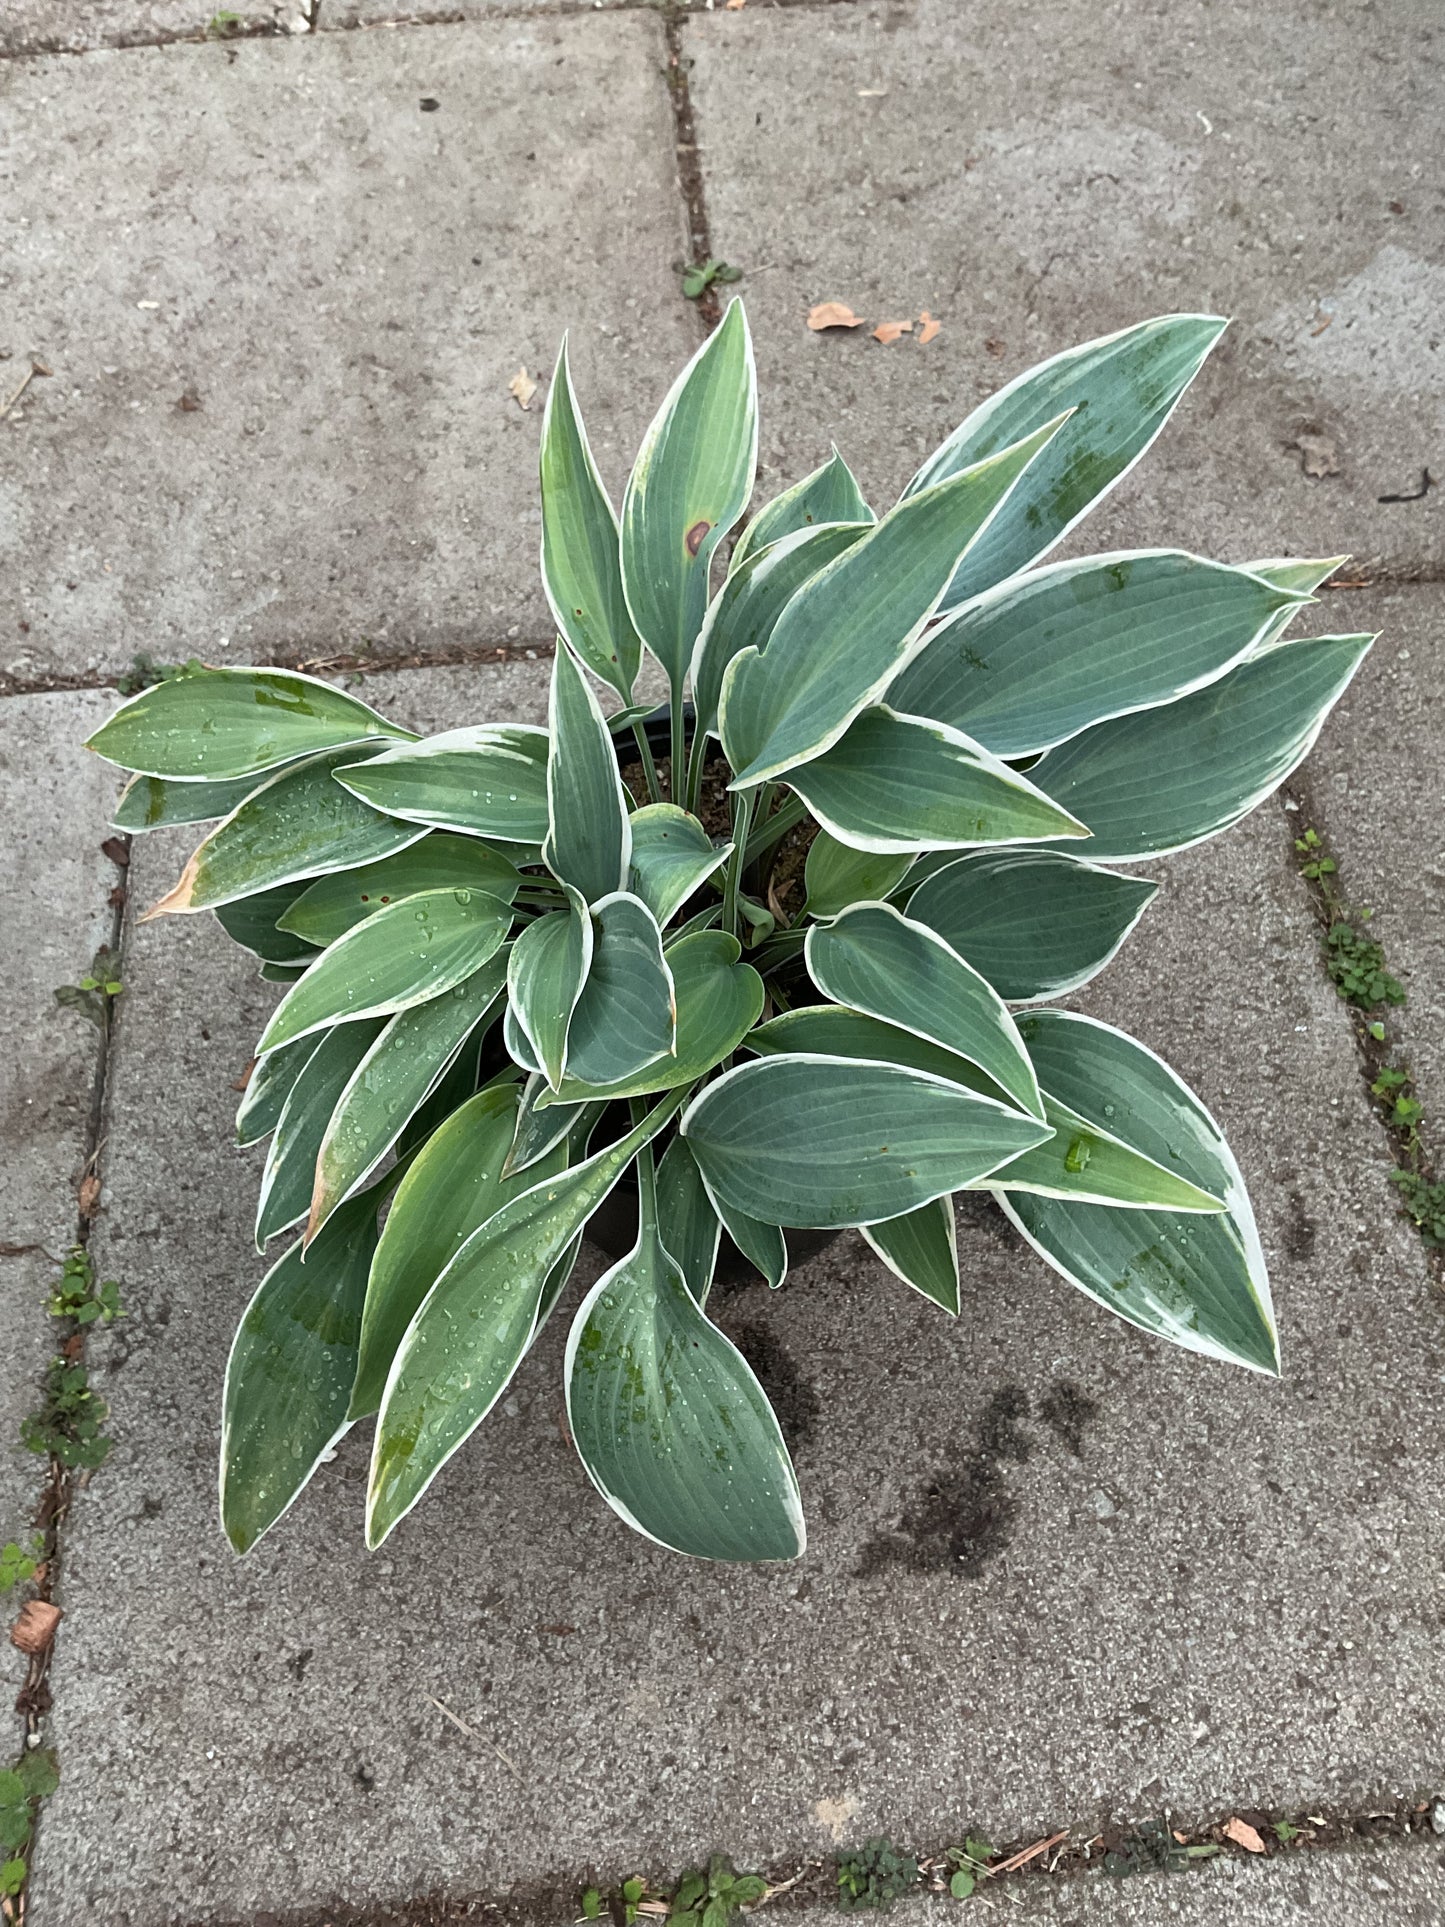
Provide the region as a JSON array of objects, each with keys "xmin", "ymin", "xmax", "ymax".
[
  {"xmin": 872, "ymin": 319, "xmax": 914, "ymax": 345},
  {"xmin": 11, "ymin": 1601, "xmax": 62, "ymax": 1656},
  {"xmin": 78, "ymin": 1174, "xmax": 101, "ymax": 1219},
  {"xmin": 725, "ymin": 0, "xmax": 747, "ymax": 9},
  {"xmin": 918, "ymin": 310, "xmax": 941, "ymax": 345},
  {"xmin": 808, "ymin": 302, "xmax": 864, "ymax": 332},
  {"xmin": 508, "ymin": 366, "xmax": 538, "ymax": 411},
  {"xmin": 1223, "ymin": 1817, "xmax": 1266, "ymax": 1855}
]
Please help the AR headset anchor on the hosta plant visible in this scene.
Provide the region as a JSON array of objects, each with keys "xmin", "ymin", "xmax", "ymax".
[{"xmin": 87, "ymin": 302, "xmax": 1371, "ymax": 1564}]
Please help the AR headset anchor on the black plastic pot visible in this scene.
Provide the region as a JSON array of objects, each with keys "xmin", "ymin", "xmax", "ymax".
[{"xmin": 583, "ymin": 703, "xmax": 842, "ymax": 1287}]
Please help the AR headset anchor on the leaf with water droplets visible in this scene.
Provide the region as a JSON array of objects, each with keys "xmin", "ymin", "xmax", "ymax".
[
  {"xmin": 255, "ymin": 1019, "xmax": 385, "ymax": 1249},
  {"xmin": 278, "ymin": 834, "xmax": 519, "ymax": 945}
]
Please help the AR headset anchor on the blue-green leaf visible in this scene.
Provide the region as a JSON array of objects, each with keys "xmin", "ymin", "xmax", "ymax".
[
  {"xmin": 544, "ymin": 644, "xmax": 631, "ymax": 904},
  {"xmin": 564, "ymin": 892, "xmax": 676, "ymax": 1088},
  {"xmin": 506, "ymin": 898, "xmax": 593, "ymax": 1090},
  {"xmin": 277, "ymin": 835, "xmax": 519, "ymax": 945},
  {"xmin": 334, "ymin": 726, "xmax": 550, "ymax": 844},
  {"xmin": 729, "ymin": 446, "xmax": 874, "ymax": 574},
  {"xmin": 255, "ymin": 1018, "xmax": 384, "ymax": 1248},
  {"xmin": 861, "ymin": 1199, "xmax": 959, "ymax": 1315},
  {"xmin": 627, "ymin": 804, "xmax": 730, "ymax": 927}
]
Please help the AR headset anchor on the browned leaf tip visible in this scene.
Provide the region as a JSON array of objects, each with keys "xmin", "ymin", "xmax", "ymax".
[
  {"xmin": 10, "ymin": 1599, "xmax": 63, "ymax": 1656},
  {"xmin": 139, "ymin": 851, "xmax": 200, "ymax": 921},
  {"xmin": 871, "ymin": 319, "xmax": 914, "ymax": 346},
  {"xmin": 1223, "ymin": 1817, "xmax": 1266, "ymax": 1855},
  {"xmin": 807, "ymin": 302, "xmax": 864, "ymax": 332}
]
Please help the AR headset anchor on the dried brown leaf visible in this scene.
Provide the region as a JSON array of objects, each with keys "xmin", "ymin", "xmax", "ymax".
[
  {"xmin": 10, "ymin": 1600, "xmax": 62, "ymax": 1656},
  {"xmin": 724, "ymin": 0, "xmax": 747, "ymax": 9},
  {"xmin": 918, "ymin": 309, "xmax": 941, "ymax": 345},
  {"xmin": 1223, "ymin": 1817, "xmax": 1266, "ymax": 1855},
  {"xmin": 508, "ymin": 366, "xmax": 538, "ymax": 411},
  {"xmin": 78, "ymin": 1174, "xmax": 101, "ymax": 1220},
  {"xmin": 872, "ymin": 319, "xmax": 914, "ymax": 346},
  {"xmin": 807, "ymin": 302, "xmax": 864, "ymax": 332}
]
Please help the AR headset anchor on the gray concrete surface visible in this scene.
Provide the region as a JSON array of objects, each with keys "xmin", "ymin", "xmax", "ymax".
[
  {"xmin": 0, "ymin": 2, "xmax": 299, "ymax": 58},
  {"xmin": 27, "ymin": 659, "xmax": 1445, "ymax": 1924},
  {"xmin": 0, "ymin": 692, "xmax": 116, "ymax": 1708},
  {"xmin": 1311, "ymin": 583, "xmax": 1445, "ymax": 1121},
  {"xmin": 686, "ymin": 0, "xmax": 1444, "ymax": 577},
  {"xmin": 0, "ymin": 17, "xmax": 695, "ymax": 685}
]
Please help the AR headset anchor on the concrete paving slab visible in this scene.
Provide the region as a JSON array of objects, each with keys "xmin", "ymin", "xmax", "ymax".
[
  {"xmin": 686, "ymin": 0, "xmax": 1444, "ymax": 578},
  {"xmin": 0, "ymin": 16, "xmax": 695, "ymax": 685},
  {"xmin": 0, "ymin": 2, "xmax": 300, "ymax": 58},
  {"xmin": 0, "ymin": 690, "xmax": 118, "ymax": 1707},
  {"xmin": 27, "ymin": 655, "xmax": 1445, "ymax": 1923},
  {"xmin": 1308, "ymin": 583, "xmax": 1445, "ymax": 1119}
]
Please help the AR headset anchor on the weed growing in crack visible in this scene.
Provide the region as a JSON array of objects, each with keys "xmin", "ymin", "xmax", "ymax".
[
  {"xmin": 20, "ymin": 1249, "xmax": 124, "ymax": 1472},
  {"xmin": 0, "ymin": 1748, "xmax": 59, "ymax": 1902},
  {"xmin": 837, "ymin": 1838, "xmax": 920, "ymax": 1912},
  {"xmin": 1102, "ymin": 1819, "xmax": 1219, "ymax": 1877}
]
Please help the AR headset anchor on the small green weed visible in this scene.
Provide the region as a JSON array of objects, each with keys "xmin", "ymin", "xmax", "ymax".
[
  {"xmin": 19, "ymin": 1250, "xmax": 125, "ymax": 1471},
  {"xmin": 1390, "ymin": 1170, "xmax": 1445, "ymax": 1247},
  {"xmin": 0, "ymin": 1750, "xmax": 60, "ymax": 1898},
  {"xmin": 53, "ymin": 945, "xmax": 124, "ymax": 1029},
  {"xmin": 205, "ymin": 9, "xmax": 245, "ymax": 35},
  {"xmin": 0, "ymin": 1536, "xmax": 43, "ymax": 1595},
  {"xmin": 1103, "ymin": 1819, "xmax": 1218, "ymax": 1878},
  {"xmin": 1371, "ymin": 1066, "xmax": 1424, "ymax": 1147},
  {"xmin": 46, "ymin": 1248, "xmax": 123, "ymax": 1329},
  {"xmin": 836, "ymin": 1838, "xmax": 919, "ymax": 1912},
  {"xmin": 1272, "ymin": 1819, "xmax": 1303, "ymax": 1844},
  {"xmin": 681, "ymin": 259, "xmax": 743, "ymax": 302},
  {"xmin": 1324, "ymin": 919, "xmax": 1405, "ymax": 1010},
  {"xmin": 115, "ymin": 651, "xmax": 199, "ymax": 696},
  {"xmin": 670, "ymin": 1853, "xmax": 767, "ymax": 1927},
  {"xmin": 943, "ymin": 1835, "xmax": 994, "ymax": 1898}
]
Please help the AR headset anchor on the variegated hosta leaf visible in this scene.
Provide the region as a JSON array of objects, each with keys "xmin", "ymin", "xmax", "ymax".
[
  {"xmin": 782, "ymin": 706, "xmax": 1088, "ymax": 854},
  {"xmin": 1245, "ymin": 556, "xmax": 1348, "ymax": 598},
  {"xmin": 221, "ymin": 1182, "xmax": 380, "ymax": 1553},
  {"xmin": 278, "ymin": 835, "xmax": 519, "ymax": 945},
  {"xmin": 334, "ymin": 726, "xmax": 550, "ymax": 844},
  {"xmin": 627, "ymin": 804, "xmax": 729, "ymax": 926},
  {"xmin": 905, "ymin": 314, "xmax": 1226, "ymax": 615},
  {"xmin": 214, "ymin": 881, "xmax": 318, "ymax": 966},
  {"xmin": 983, "ymin": 1088, "xmax": 1228, "ymax": 1213},
  {"xmin": 113, "ymin": 767, "xmax": 297, "ymax": 834},
  {"xmin": 905, "ymin": 850, "xmax": 1157, "ymax": 1003},
  {"xmin": 889, "ymin": 550, "xmax": 1307, "ymax": 757},
  {"xmin": 1030, "ymin": 632, "xmax": 1374, "ymax": 862},
  {"xmin": 994, "ymin": 1012, "xmax": 1277, "ymax": 1372},
  {"xmin": 719, "ymin": 416, "xmax": 1067, "ymax": 789},
  {"xmin": 654, "ymin": 1135, "xmax": 721, "ymax": 1305},
  {"xmin": 367, "ymin": 1090, "xmax": 688, "ymax": 1545},
  {"xmin": 256, "ymin": 1019, "xmax": 384, "ymax": 1248},
  {"xmin": 565, "ymin": 1185, "xmax": 804, "ymax": 1561},
  {"xmin": 563, "ymin": 892, "xmax": 675, "ymax": 1088},
  {"xmin": 87, "ymin": 665, "xmax": 413, "ymax": 780},
  {"xmin": 861, "ymin": 1199, "xmax": 959, "ymax": 1315},
  {"xmin": 142, "ymin": 747, "xmax": 424, "ymax": 917},
  {"xmin": 507, "ymin": 898, "xmax": 592, "ymax": 1090},
  {"xmin": 806, "ymin": 902, "xmax": 1044, "ymax": 1122},
  {"xmin": 708, "ymin": 1192, "xmax": 787, "ymax": 1289},
  {"xmin": 802, "ymin": 829, "xmax": 913, "ymax": 920},
  {"xmin": 544, "ymin": 644, "xmax": 631, "ymax": 903},
  {"xmin": 729, "ymin": 446, "xmax": 874, "ymax": 575},
  {"xmin": 306, "ymin": 956, "xmax": 508, "ymax": 1244},
  {"xmin": 235, "ymin": 1033, "xmax": 318, "ymax": 1148},
  {"xmin": 502, "ymin": 1072, "xmax": 594, "ymax": 1180},
  {"xmin": 747, "ymin": 1004, "xmax": 1007, "ymax": 1100},
  {"xmin": 540, "ymin": 337, "xmax": 643, "ymax": 701},
  {"xmin": 620, "ymin": 299, "xmax": 758, "ymax": 692},
  {"xmin": 350, "ymin": 1083, "xmax": 570, "ymax": 1419},
  {"xmin": 681, "ymin": 1054, "xmax": 1049, "ymax": 1229},
  {"xmin": 691, "ymin": 520, "xmax": 868, "ymax": 742},
  {"xmin": 256, "ymin": 886, "xmax": 513, "ymax": 1055},
  {"xmin": 539, "ymin": 928, "xmax": 763, "ymax": 1107}
]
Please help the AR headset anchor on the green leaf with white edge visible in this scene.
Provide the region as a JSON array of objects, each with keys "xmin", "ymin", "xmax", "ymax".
[
  {"xmin": 367, "ymin": 1088, "xmax": 687, "ymax": 1544},
  {"xmin": 905, "ymin": 314, "xmax": 1227, "ymax": 614},
  {"xmin": 540, "ymin": 336, "xmax": 643, "ymax": 701},
  {"xmin": 747, "ymin": 1004, "xmax": 1008, "ymax": 1101},
  {"xmin": 729, "ymin": 446, "xmax": 874, "ymax": 574},
  {"xmin": 350, "ymin": 1083, "xmax": 570, "ymax": 1419},
  {"xmin": 278, "ymin": 835, "xmax": 519, "ymax": 945},
  {"xmin": 333, "ymin": 725, "xmax": 550, "ymax": 844},
  {"xmin": 709, "ymin": 1190, "xmax": 787, "ymax": 1289},
  {"xmin": 564, "ymin": 892, "xmax": 676, "ymax": 1088},
  {"xmin": 983, "ymin": 1088, "xmax": 1228, "ymax": 1212},
  {"xmin": 214, "ymin": 881, "xmax": 319, "ymax": 966},
  {"xmin": 144, "ymin": 747, "xmax": 425, "ymax": 917},
  {"xmin": 507, "ymin": 897, "xmax": 592, "ymax": 1090},
  {"xmin": 654, "ymin": 1135, "xmax": 721, "ymax": 1306},
  {"xmin": 692, "ymin": 521, "xmax": 868, "ymax": 741},
  {"xmin": 1030, "ymin": 632, "xmax": 1375, "ymax": 862},
  {"xmin": 681, "ymin": 1054, "xmax": 1049, "ymax": 1229},
  {"xmin": 889, "ymin": 550, "xmax": 1308, "ymax": 758},
  {"xmin": 257, "ymin": 885, "xmax": 512, "ymax": 1055},
  {"xmin": 803, "ymin": 830, "xmax": 915, "ymax": 921},
  {"xmin": 306, "ymin": 955, "xmax": 507, "ymax": 1245},
  {"xmin": 259, "ymin": 960, "xmax": 308, "ymax": 984},
  {"xmin": 221, "ymin": 1183, "xmax": 380, "ymax": 1554},
  {"xmin": 861, "ymin": 1199, "xmax": 959, "ymax": 1315},
  {"xmin": 565, "ymin": 1187, "xmax": 804, "ymax": 1562},
  {"xmin": 720, "ymin": 416, "xmax": 1068, "ymax": 788},
  {"xmin": 256, "ymin": 1018, "xmax": 384, "ymax": 1248},
  {"xmin": 1244, "ymin": 556, "xmax": 1348, "ymax": 597},
  {"xmin": 627, "ymin": 804, "xmax": 729, "ymax": 927},
  {"xmin": 806, "ymin": 902, "xmax": 1044, "ymax": 1123},
  {"xmin": 620, "ymin": 299, "xmax": 758, "ymax": 692},
  {"xmin": 86, "ymin": 665, "xmax": 414, "ymax": 780},
  {"xmin": 994, "ymin": 1011, "xmax": 1277, "ymax": 1372},
  {"xmin": 539, "ymin": 928, "xmax": 763, "ymax": 1107},
  {"xmin": 784, "ymin": 705, "xmax": 1089, "ymax": 855},
  {"xmin": 905, "ymin": 850, "xmax": 1157, "ymax": 1003},
  {"xmin": 113, "ymin": 766, "xmax": 302, "ymax": 834},
  {"xmin": 502, "ymin": 1072, "xmax": 597, "ymax": 1179},
  {"xmin": 544, "ymin": 644, "xmax": 631, "ymax": 903},
  {"xmin": 236, "ymin": 1033, "xmax": 319, "ymax": 1147}
]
